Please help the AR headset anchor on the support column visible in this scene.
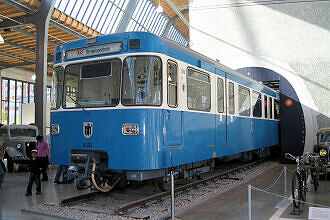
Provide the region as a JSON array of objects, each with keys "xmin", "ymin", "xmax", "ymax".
[
  {"xmin": 33, "ymin": 0, "xmax": 55, "ymax": 137},
  {"xmin": 116, "ymin": 0, "xmax": 138, "ymax": 33}
]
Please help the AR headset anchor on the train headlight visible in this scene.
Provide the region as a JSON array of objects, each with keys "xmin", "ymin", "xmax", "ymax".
[
  {"xmin": 50, "ymin": 124, "xmax": 60, "ymax": 135},
  {"xmin": 122, "ymin": 124, "xmax": 139, "ymax": 136},
  {"xmin": 16, "ymin": 143, "xmax": 22, "ymax": 149}
]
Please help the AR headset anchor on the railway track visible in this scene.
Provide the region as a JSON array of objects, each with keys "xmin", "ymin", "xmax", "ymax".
[
  {"xmin": 51, "ymin": 157, "xmax": 274, "ymax": 220},
  {"xmin": 116, "ymin": 157, "xmax": 270, "ymax": 215}
]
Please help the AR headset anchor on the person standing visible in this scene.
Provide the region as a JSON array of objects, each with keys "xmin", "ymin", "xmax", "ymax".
[
  {"xmin": 25, "ymin": 149, "xmax": 42, "ymax": 195},
  {"xmin": 0, "ymin": 149, "xmax": 5, "ymax": 188},
  {"xmin": 36, "ymin": 135, "xmax": 50, "ymax": 181}
]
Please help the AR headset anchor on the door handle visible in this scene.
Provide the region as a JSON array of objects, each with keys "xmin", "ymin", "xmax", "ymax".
[{"xmin": 251, "ymin": 121, "xmax": 254, "ymax": 131}]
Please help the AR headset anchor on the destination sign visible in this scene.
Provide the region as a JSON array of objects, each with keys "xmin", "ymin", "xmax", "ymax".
[{"xmin": 66, "ymin": 42, "xmax": 122, "ymax": 60}]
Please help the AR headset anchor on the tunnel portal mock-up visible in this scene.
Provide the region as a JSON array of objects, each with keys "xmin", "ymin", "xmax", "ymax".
[{"xmin": 236, "ymin": 67, "xmax": 316, "ymax": 161}]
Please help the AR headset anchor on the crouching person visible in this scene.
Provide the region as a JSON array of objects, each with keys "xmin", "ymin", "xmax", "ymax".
[{"xmin": 25, "ymin": 149, "xmax": 42, "ymax": 196}]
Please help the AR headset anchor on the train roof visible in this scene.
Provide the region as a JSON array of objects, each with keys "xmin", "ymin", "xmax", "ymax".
[{"xmin": 55, "ymin": 32, "xmax": 278, "ymax": 97}]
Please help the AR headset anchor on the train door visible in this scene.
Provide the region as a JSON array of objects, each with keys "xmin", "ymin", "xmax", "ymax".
[
  {"xmin": 163, "ymin": 61, "xmax": 182, "ymax": 146},
  {"xmin": 216, "ymin": 77, "xmax": 226, "ymax": 150}
]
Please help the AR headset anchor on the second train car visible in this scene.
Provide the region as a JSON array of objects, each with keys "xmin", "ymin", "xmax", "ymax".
[{"xmin": 50, "ymin": 32, "xmax": 280, "ymax": 192}]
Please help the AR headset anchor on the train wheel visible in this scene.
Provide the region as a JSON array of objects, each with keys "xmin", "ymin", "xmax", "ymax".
[{"xmin": 91, "ymin": 163, "xmax": 122, "ymax": 193}]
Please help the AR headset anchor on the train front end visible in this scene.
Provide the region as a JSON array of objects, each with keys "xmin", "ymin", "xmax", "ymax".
[{"xmin": 50, "ymin": 33, "xmax": 166, "ymax": 191}]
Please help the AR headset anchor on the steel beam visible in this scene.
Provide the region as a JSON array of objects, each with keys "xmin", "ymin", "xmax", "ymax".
[
  {"xmin": 0, "ymin": 50, "xmax": 33, "ymax": 63},
  {"xmin": 0, "ymin": 61, "xmax": 33, "ymax": 68},
  {"xmin": 12, "ymin": 27, "xmax": 58, "ymax": 46},
  {"xmin": 116, "ymin": 0, "xmax": 138, "ymax": 33},
  {"xmin": 4, "ymin": 40, "xmax": 53, "ymax": 61},
  {"xmin": 162, "ymin": 9, "xmax": 188, "ymax": 37},
  {"xmin": 0, "ymin": 50, "xmax": 52, "ymax": 67},
  {"xmin": 0, "ymin": 0, "xmax": 85, "ymax": 39}
]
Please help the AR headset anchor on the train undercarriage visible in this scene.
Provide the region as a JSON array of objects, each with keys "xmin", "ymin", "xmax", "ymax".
[{"xmin": 67, "ymin": 147, "xmax": 274, "ymax": 192}]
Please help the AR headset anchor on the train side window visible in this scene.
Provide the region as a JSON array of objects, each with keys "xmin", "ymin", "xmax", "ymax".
[
  {"xmin": 264, "ymin": 95, "xmax": 268, "ymax": 119},
  {"xmin": 274, "ymin": 99, "xmax": 280, "ymax": 119},
  {"xmin": 238, "ymin": 86, "xmax": 251, "ymax": 116},
  {"xmin": 252, "ymin": 91, "xmax": 262, "ymax": 117},
  {"xmin": 269, "ymin": 97, "xmax": 273, "ymax": 119},
  {"xmin": 187, "ymin": 68, "xmax": 211, "ymax": 112},
  {"xmin": 228, "ymin": 82, "xmax": 235, "ymax": 114},
  {"xmin": 167, "ymin": 61, "xmax": 178, "ymax": 107},
  {"xmin": 217, "ymin": 78, "xmax": 224, "ymax": 113}
]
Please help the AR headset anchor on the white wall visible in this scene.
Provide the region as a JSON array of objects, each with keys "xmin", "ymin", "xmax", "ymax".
[{"xmin": 189, "ymin": 0, "xmax": 330, "ymax": 129}]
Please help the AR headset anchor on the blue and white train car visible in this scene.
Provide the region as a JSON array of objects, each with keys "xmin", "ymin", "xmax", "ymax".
[{"xmin": 50, "ymin": 32, "xmax": 280, "ymax": 191}]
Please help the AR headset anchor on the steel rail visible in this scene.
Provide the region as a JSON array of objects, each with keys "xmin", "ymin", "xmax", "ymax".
[{"xmin": 117, "ymin": 157, "xmax": 270, "ymax": 214}]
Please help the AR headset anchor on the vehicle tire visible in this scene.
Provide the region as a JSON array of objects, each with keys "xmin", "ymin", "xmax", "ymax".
[
  {"xmin": 301, "ymin": 171, "xmax": 307, "ymax": 202},
  {"xmin": 292, "ymin": 172, "xmax": 302, "ymax": 209},
  {"xmin": 7, "ymin": 157, "xmax": 14, "ymax": 172}
]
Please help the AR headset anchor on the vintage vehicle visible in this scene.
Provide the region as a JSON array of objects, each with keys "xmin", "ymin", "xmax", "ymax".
[
  {"xmin": 51, "ymin": 32, "xmax": 280, "ymax": 192},
  {"xmin": 0, "ymin": 125, "xmax": 38, "ymax": 172},
  {"xmin": 314, "ymin": 127, "xmax": 330, "ymax": 171}
]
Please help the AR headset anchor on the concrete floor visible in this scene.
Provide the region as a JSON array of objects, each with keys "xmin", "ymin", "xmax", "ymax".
[
  {"xmin": 177, "ymin": 163, "xmax": 330, "ymax": 220},
  {"xmin": 0, "ymin": 163, "xmax": 329, "ymax": 220},
  {"xmin": 0, "ymin": 166, "xmax": 91, "ymax": 220}
]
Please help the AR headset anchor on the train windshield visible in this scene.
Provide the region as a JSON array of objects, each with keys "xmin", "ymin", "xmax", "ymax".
[
  {"xmin": 63, "ymin": 59, "xmax": 121, "ymax": 108},
  {"xmin": 51, "ymin": 66, "xmax": 64, "ymax": 109},
  {"xmin": 122, "ymin": 56, "xmax": 162, "ymax": 106}
]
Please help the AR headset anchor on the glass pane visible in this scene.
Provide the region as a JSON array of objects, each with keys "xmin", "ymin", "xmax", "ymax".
[
  {"xmin": 64, "ymin": 59, "xmax": 121, "ymax": 108},
  {"xmin": 9, "ymin": 101, "xmax": 15, "ymax": 124},
  {"xmin": 264, "ymin": 95, "xmax": 268, "ymax": 118},
  {"xmin": 16, "ymin": 81, "xmax": 23, "ymax": 103},
  {"xmin": 269, "ymin": 98, "xmax": 273, "ymax": 119},
  {"xmin": 122, "ymin": 56, "xmax": 162, "ymax": 106},
  {"xmin": 1, "ymin": 79, "xmax": 8, "ymax": 101},
  {"xmin": 252, "ymin": 92, "xmax": 262, "ymax": 117},
  {"xmin": 51, "ymin": 66, "xmax": 64, "ymax": 109},
  {"xmin": 238, "ymin": 86, "xmax": 250, "ymax": 116},
  {"xmin": 228, "ymin": 82, "xmax": 235, "ymax": 114},
  {"xmin": 29, "ymin": 84, "xmax": 34, "ymax": 103},
  {"xmin": 9, "ymin": 80, "xmax": 15, "ymax": 102},
  {"xmin": 274, "ymin": 100, "xmax": 280, "ymax": 119},
  {"xmin": 47, "ymin": 87, "xmax": 51, "ymax": 103},
  {"xmin": 217, "ymin": 78, "xmax": 224, "ymax": 113},
  {"xmin": 23, "ymin": 82, "xmax": 29, "ymax": 103},
  {"xmin": 187, "ymin": 69, "xmax": 211, "ymax": 112},
  {"xmin": 167, "ymin": 61, "xmax": 177, "ymax": 107},
  {"xmin": 16, "ymin": 102, "xmax": 21, "ymax": 124},
  {"xmin": 1, "ymin": 101, "xmax": 8, "ymax": 124},
  {"xmin": 9, "ymin": 128, "xmax": 37, "ymax": 137}
]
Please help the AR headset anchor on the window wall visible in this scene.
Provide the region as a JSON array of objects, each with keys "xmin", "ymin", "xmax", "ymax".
[{"xmin": 1, "ymin": 78, "xmax": 51, "ymax": 125}]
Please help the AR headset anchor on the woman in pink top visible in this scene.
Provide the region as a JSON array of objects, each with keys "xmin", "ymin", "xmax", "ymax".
[{"xmin": 36, "ymin": 135, "xmax": 50, "ymax": 181}]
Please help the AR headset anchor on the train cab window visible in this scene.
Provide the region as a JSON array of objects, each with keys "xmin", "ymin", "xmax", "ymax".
[
  {"xmin": 217, "ymin": 78, "xmax": 224, "ymax": 113},
  {"xmin": 63, "ymin": 59, "xmax": 121, "ymax": 108},
  {"xmin": 252, "ymin": 91, "xmax": 262, "ymax": 117},
  {"xmin": 228, "ymin": 82, "xmax": 235, "ymax": 114},
  {"xmin": 264, "ymin": 95, "xmax": 268, "ymax": 119},
  {"xmin": 51, "ymin": 66, "xmax": 64, "ymax": 109},
  {"xmin": 269, "ymin": 98, "xmax": 273, "ymax": 119},
  {"xmin": 167, "ymin": 61, "xmax": 178, "ymax": 107},
  {"xmin": 187, "ymin": 69, "xmax": 211, "ymax": 112},
  {"xmin": 238, "ymin": 86, "xmax": 251, "ymax": 116},
  {"xmin": 122, "ymin": 56, "xmax": 162, "ymax": 106},
  {"xmin": 274, "ymin": 99, "xmax": 280, "ymax": 119}
]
